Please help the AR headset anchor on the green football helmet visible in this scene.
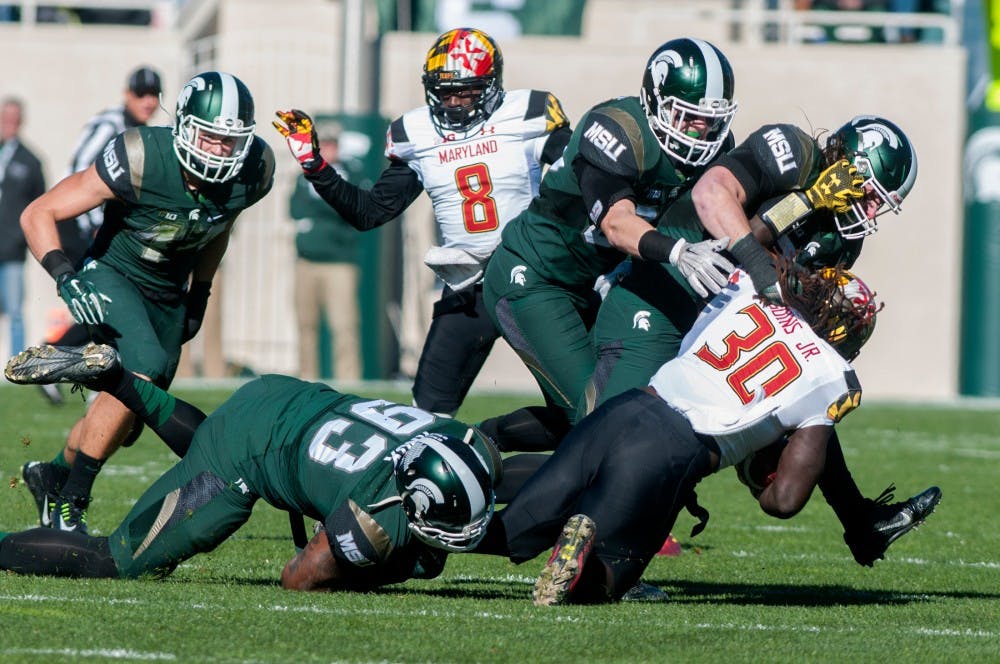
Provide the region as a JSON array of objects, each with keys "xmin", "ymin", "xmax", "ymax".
[
  {"xmin": 173, "ymin": 71, "xmax": 256, "ymax": 183},
  {"xmin": 393, "ymin": 432, "xmax": 495, "ymax": 552},
  {"xmin": 830, "ymin": 115, "xmax": 917, "ymax": 239},
  {"xmin": 639, "ymin": 37, "xmax": 737, "ymax": 167}
]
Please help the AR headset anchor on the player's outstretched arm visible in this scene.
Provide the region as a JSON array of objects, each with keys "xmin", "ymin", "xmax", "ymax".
[{"xmin": 281, "ymin": 529, "xmax": 343, "ymax": 591}]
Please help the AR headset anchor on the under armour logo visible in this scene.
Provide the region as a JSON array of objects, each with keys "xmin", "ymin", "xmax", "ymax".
[
  {"xmin": 633, "ymin": 310, "xmax": 651, "ymax": 331},
  {"xmin": 510, "ymin": 265, "xmax": 527, "ymax": 286}
]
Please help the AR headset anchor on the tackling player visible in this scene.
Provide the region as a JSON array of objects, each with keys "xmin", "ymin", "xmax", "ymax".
[
  {"xmin": 2, "ymin": 346, "xmax": 497, "ymax": 588},
  {"xmin": 589, "ymin": 115, "xmax": 919, "ymax": 566},
  {"xmin": 474, "ymin": 258, "xmax": 940, "ymax": 604},
  {"xmin": 478, "ymin": 38, "xmax": 740, "ymax": 451},
  {"xmin": 19, "ymin": 71, "xmax": 275, "ymax": 533},
  {"xmin": 592, "ymin": 115, "xmax": 917, "ymax": 408},
  {"xmin": 274, "ymin": 27, "xmax": 572, "ymax": 417}
]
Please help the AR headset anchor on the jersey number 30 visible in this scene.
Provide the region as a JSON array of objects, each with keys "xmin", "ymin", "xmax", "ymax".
[
  {"xmin": 694, "ymin": 303, "xmax": 803, "ymax": 405},
  {"xmin": 455, "ymin": 163, "xmax": 499, "ymax": 233}
]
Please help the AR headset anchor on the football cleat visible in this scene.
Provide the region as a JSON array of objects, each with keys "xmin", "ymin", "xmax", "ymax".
[
  {"xmin": 621, "ymin": 581, "xmax": 670, "ymax": 603},
  {"xmin": 5, "ymin": 343, "xmax": 120, "ymax": 388},
  {"xmin": 533, "ymin": 513, "xmax": 596, "ymax": 606},
  {"xmin": 21, "ymin": 461, "xmax": 68, "ymax": 528},
  {"xmin": 844, "ymin": 484, "xmax": 942, "ymax": 567},
  {"xmin": 52, "ymin": 495, "xmax": 90, "ymax": 534}
]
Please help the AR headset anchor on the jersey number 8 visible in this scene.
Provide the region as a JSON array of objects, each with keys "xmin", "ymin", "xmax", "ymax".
[{"xmin": 455, "ymin": 163, "xmax": 499, "ymax": 233}]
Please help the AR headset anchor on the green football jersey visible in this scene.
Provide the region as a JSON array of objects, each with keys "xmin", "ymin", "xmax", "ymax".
[
  {"xmin": 91, "ymin": 126, "xmax": 274, "ymax": 294},
  {"xmin": 498, "ymin": 96, "xmax": 690, "ymax": 289},
  {"xmin": 198, "ymin": 375, "xmax": 496, "ymax": 570}
]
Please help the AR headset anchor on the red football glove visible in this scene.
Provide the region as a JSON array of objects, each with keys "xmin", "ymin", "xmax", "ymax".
[{"xmin": 273, "ymin": 109, "xmax": 326, "ymax": 173}]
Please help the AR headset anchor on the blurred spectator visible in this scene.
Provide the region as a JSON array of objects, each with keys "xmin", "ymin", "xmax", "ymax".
[
  {"xmin": 803, "ymin": 0, "xmax": 889, "ymax": 43},
  {"xmin": 0, "ymin": 97, "xmax": 46, "ymax": 357},
  {"xmin": 289, "ymin": 132, "xmax": 363, "ymax": 381}
]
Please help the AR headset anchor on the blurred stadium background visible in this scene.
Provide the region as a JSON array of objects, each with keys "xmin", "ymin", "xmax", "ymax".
[{"xmin": 0, "ymin": 0, "xmax": 993, "ymax": 400}]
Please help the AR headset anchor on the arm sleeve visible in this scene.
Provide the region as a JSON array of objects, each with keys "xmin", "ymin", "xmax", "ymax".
[
  {"xmin": 573, "ymin": 156, "xmax": 635, "ymax": 225},
  {"xmin": 304, "ymin": 158, "xmax": 424, "ymax": 231},
  {"xmin": 540, "ymin": 125, "xmax": 572, "ymax": 166},
  {"xmin": 713, "ymin": 124, "xmax": 819, "ymax": 206}
]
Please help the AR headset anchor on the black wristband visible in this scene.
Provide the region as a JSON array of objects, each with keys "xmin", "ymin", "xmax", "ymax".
[
  {"xmin": 730, "ymin": 234, "xmax": 778, "ymax": 291},
  {"xmin": 637, "ymin": 230, "xmax": 678, "ymax": 263},
  {"xmin": 40, "ymin": 249, "xmax": 76, "ymax": 282}
]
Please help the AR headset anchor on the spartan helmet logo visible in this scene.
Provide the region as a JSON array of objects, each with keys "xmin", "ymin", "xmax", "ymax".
[
  {"xmin": 404, "ymin": 477, "xmax": 444, "ymax": 516},
  {"xmin": 510, "ymin": 265, "xmax": 527, "ymax": 286},
  {"xmin": 857, "ymin": 123, "xmax": 901, "ymax": 153},
  {"xmin": 648, "ymin": 50, "xmax": 683, "ymax": 105},
  {"xmin": 632, "ymin": 310, "xmax": 652, "ymax": 331}
]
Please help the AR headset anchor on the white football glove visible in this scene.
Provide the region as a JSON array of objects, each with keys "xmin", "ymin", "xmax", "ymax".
[{"xmin": 668, "ymin": 236, "xmax": 735, "ymax": 298}]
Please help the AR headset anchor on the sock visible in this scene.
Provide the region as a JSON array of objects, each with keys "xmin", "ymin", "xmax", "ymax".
[
  {"xmin": 103, "ymin": 370, "xmax": 206, "ymax": 457},
  {"xmin": 51, "ymin": 449, "xmax": 71, "ymax": 472},
  {"xmin": 818, "ymin": 430, "xmax": 868, "ymax": 532},
  {"xmin": 58, "ymin": 451, "xmax": 104, "ymax": 503}
]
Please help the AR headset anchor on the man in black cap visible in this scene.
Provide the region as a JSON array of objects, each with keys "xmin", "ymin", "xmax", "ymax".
[{"xmin": 37, "ymin": 65, "xmax": 164, "ymax": 404}]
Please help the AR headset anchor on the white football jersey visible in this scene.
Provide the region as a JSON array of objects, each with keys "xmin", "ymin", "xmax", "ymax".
[
  {"xmin": 649, "ymin": 270, "xmax": 862, "ymax": 469},
  {"xmin": 386, "ymin": 89, "xmax": 566, "ymax": 257}
]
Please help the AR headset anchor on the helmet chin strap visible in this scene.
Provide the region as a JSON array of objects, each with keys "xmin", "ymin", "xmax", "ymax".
[{"xmin": 367, "ymin": 495, "xmax": 405, "ymax": 514}]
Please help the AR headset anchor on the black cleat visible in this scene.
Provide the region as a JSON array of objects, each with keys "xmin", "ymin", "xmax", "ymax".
[
  {"xmin": 845, "ymin": 484, "xmax": 942, "ymax": 567},
  {"xmin": 533, "ymin": 514, "xmax": 596, "ymax": 606},
  {"xmin": 621, "ymin": 581, "xmax": 670, "ymax": 603},
  {"xmin": 5, "ymin": 343, "xmax": 120, "ymax": 388},
  {"xmin": 52, "ymin": 495, "xmax": 91, "ymax": 534},
  {"xmin": 21, "ymin": 461, "xmax": 68, "ymax": 528}
]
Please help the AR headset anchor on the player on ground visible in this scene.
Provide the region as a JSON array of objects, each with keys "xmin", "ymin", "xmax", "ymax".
[
  {"xmin": 473, "ymin": 258, "xmax": 940, "ymax": 604},
  {"xmin": 19, "ymin": 71, "xmax": 275, "ymax": 533},
  {"xmin": 274, "ymin": 27, "xmax": 571, "ymax": 417},
  {"xmin": 3, "ymin": 346, "xmax": 497, "ymax": 587}
]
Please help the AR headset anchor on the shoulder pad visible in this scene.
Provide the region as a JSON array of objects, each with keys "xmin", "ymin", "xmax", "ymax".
[
  {"xmin": 525, "ymin": 90, "xmax": 570, "ymax": 134},
  {"xmin": 826, "ymin": 370, "xmax": 862, "ymax": 423},
  {"xmin": 385, "ymin": 116, "xmax": 415, "ymax": 161},
  {"xmin": 325, "ymin": 498, "xmax": 396, "ymax": 567},
  {"xmin": 745, "ymin": 124, "xmax": 820, "ymax": 190},
  {"xmin": 577, "ymin": 108, "xmax": 644, "ymax": 178},
  {"xmin": 95, "ymin": 128, "xmax": 142, "ymax": 202}
]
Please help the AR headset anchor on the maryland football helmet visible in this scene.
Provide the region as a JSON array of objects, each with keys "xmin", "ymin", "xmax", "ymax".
[
  {"xmin": 422, "ymin": 27, "xmax": 504, "ymax": 134},
  {"xmin": 818, "ymin": 267, "xmax": 880, "ymax": 361},
  {"xmin": 640, "ymin": 38, "xmax": 737, "ymax": 167},
  {"xmin": 830, "ymin": 115, "xmax": 918, "ymax": 239},
  {"xmin": 173, "ymin": 71, "xmax": 256, "ymax": 183},
  {"xmin": 393, "ymin": 432, "xmax": 495, "ymax": 552}
]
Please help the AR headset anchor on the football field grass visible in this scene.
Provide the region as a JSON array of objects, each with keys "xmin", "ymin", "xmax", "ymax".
[{"xmin": 0, "ymin": 382, "xmax": 997, "ymax": 662}]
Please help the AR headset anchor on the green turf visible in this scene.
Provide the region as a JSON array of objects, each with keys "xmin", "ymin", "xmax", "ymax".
[{"xmin": 0, "ymin": 383, "xmax": 996, "ymax": 662}]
